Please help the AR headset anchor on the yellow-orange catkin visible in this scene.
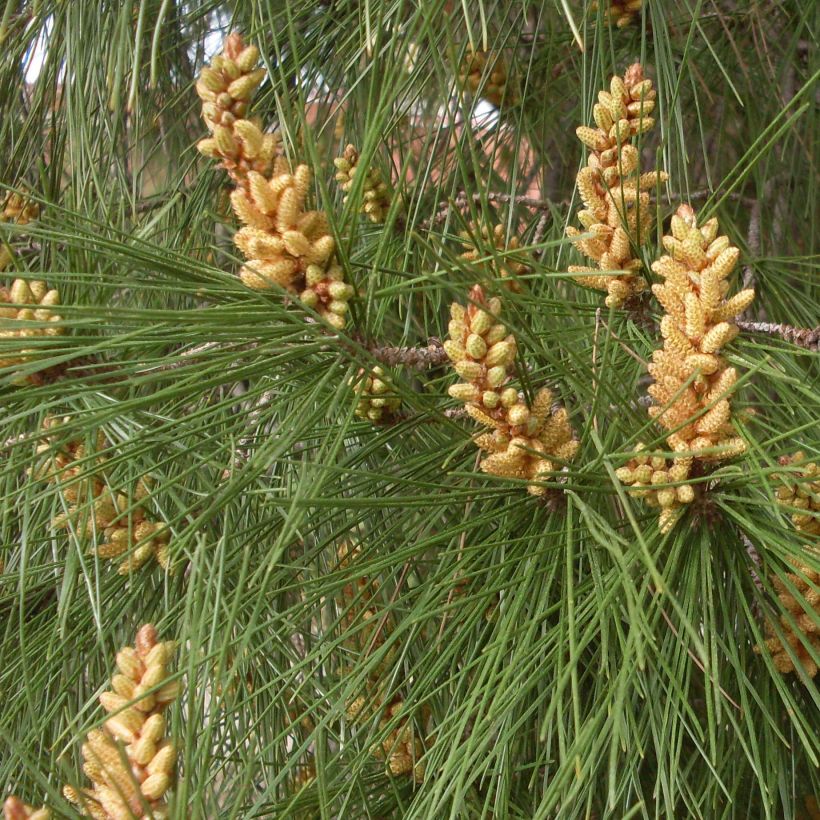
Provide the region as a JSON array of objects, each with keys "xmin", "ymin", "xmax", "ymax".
[
  {"xmin": 64, "ymin": 624, "xmax": 180, "ymax": 820},
  {"xmin": 445, "ymin": 285, "xmax": 578, "ymax": 494},
  {"xmin": 333, "ymin": 144, "xmax": 392, "ymax": 224},
  {"xmin": 773, "ymin": 453, "xmax": 819, "ymax": 536},
  {"xmin": 197, "ymin": 35, "xmax": 354, "ymax": 329},
  {"xmin": 567, "ymin": 63, "xmax": 667, "ymax": 308},
  {"xmin": 0, "ymin": 279, "xmax": 64, "ymax": 384},
  {"xmin": 458, "ymin": 48, "xmax": 518, "ymax": 107},
  {"xmin": 1, "ymin": 190, "xmax": 40, "ymax": 270},
  {"xmin": 195, "ymin": 33, "xmax": 277, "ymax": 192},
  {"xmin": 3, "ymin": 797, "xmax": 50, "ymax": 820},
  {"xmin": 349, "ymin": 366, "xmax": 401, "ymax": 423},
  {"xmin": 754, "ymin": 553, "xmax": 819, "ymax": 679},
  {"xmin": 32, "ymin": 417, "xmax": 172, "ymax": 573},
  {"xmin": 459, "ymin": 222, "xmax": 529, "ymax": 292},
  {"xmin": 616, "ymin": 205, "xmax": 754, "ymax": 532},
  {"xmin": 591, "ymin": 0, "xmax": 644, "ymax": 28}
]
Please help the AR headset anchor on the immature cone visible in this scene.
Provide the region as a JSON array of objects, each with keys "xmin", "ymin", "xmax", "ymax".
[
  {"xmin": 349, "ymin": 367, "xmax": 401, "ymax": 423},
  {"xmin": 754, "ymin": 553, "xmax": 820, "ymax": 678},
  {"xmin": 33, "ymin": 417, "xmax": 173, "ymax": 573},
  {"xmin": 459, "ymin": 222, "xmax": 529, "ymax": 292},
  {"xmin": 334, "ymin": 145, "xmax": 392, "ymax": 224},
  {"xmin": 773, "ymin": 453, "xmax": 819, "ymax": 536},
  {"xmin": 617, "ymin": 204, "xmax": 754, "ymax": 532},
  {"xmin": 64, "ymin": 624, "xmax": 180, "ymax": 819},
  {"xmin": 0, "ymin": 279, "xmax": 64, "ymax": 383},
  {"xmin": 458, "ymin": 48, "xmax": 518, "ymax": 107},
  {"xmin": 195, "ymin": 33, "xmax": 278, "ymax": 191},
  {"xmin": 567, "ymin": 63, "xmax": 667, "ymax": 308},
  {"xmin": 446, "ymin": 285, "xmax": 578, "ymax": 495},
  {"xmin": 591, "ymin": 0, "xmax": 644, "ymax": 27},
  {"xmin": 3, "ymin": 798, "xmax": 50, "ymax": 820}
]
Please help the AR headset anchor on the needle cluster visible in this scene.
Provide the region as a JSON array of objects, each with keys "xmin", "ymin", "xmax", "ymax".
[
  {"xmin": 336, "ymin": 543, "xmax": 427, "ymax": 780},
  {"xmin": 566, "ymin": 63, "xmax": 667, "ymax": 308},
  {"xmin": 445, "ymin": 285, "xmax": 578, "ymax": 495},
  {"xmin": 333, "ymin": 144, "xmax": 392, "ymax": 223},
  {"xmin": 617, "ymin": 205, "xmax": 754, "ymax": 532},
  {"xmin": 32, "ymin": 418, "xmax": 172, "ymax": 573},
  {"xmin": 64, "ymin": 624, "xmax": 180, "ymax": 819}
]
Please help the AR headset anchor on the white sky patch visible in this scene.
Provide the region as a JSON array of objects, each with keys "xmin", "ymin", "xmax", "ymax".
[{"xmin": 23, "ymin": 15, "xmax": 54, "ymax": 84}]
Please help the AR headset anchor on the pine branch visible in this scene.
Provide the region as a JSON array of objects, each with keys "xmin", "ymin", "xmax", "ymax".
[{"xmin": 736, "ymin": 320, "xmax": 819, "ymax": 351}]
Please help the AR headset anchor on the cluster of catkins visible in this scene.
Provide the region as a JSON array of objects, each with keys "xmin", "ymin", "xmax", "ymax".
[
  {"xmin": 333, "ymin": 145, "xmax": 392, "ymax": 223},
  {"xmin": 458, "ymin": 48, "xmax": 517, "ymax": 107},
  {"xmin": 773, "ymin": 453, "xmax": 819, "ymax": 537},
  {"xmin": 197, "ymin": 35, "xmax": 354, "ymax": 329},
  {"xmin": 349, "ymin": 367, "xmax": 401, "ymax": 423},
  {"xmin": 459, "ymin": 222, "xmax": 529, "ymax": 292},
  {"xmin": 5, "ymin": 625, "xmax": 178, "ymax": 820},
  {"xmin": 62, "ymin": 625, "xmax": 179, "ymax": 819},
  {"xmin": 591, "ymin": 0, "xmax": 644, "ymax": 28},
  {"xmin": 32, "ymin": 418, "xmax": 171, "ymax": 573},
  {"xmin": 3, "ymin": 798, "xmax": 49, "ymax": 820},
  {"xmin": 567, "ymin": 63, "xmax": 667, "ymax": 308},
  {"xmin": 616, "ymin": 205, "xmax": 754, "ymax": 532},
  {"xmin": 752, "ymin": 453, "xmax": 819, "ymax": 680},
  {"xmin": 0, "ymin": 279, "xmax": 63, "ymax": 384},
  {"xmin": 1, "ymin": 190, "xmax": 39, "ymax": 271},
  {"xmin": 336, "ymin": 543, "xmax": 427, "ymax": 780},
  {"xmin": 445, "ymin": 285, "xmax": 578, "ymax": 495},
  {"xmin": 754, "ymin": 552, "xmax": 819, "ymax": 679}
]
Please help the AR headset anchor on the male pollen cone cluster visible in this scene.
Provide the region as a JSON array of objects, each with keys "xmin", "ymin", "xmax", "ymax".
[
  {"xmin": 773, "ymin": 453, "xmax": 819, "ymax": 536},
  {"xmin": 333, "ymin": 144, "xmax": 392, "ymax": 224},
  {"xmin": 197, "ymin": 35, "xmax": 354, "ymax": 329},
  {"xmin": 591, "ymin": 0, "xmax": 644, "ymax": 28},
  {"xmin": 336, "ymin": 544, "xmax": 427, "ymax": 780},
  {"xmin": 445, "ymin": 285, "xmax": 578, "ymax": 494},
  {"xmin": 754, "ymin": 553, "xmax": 820, "ymax": 678},
  {"xmin": 3, "ymin": 798, "xmax": 49, "ymax": 820},
  {"xmin": 349, "ymin": 366, "xmax": 401, "ymax": 423},
  {"xmin": 617, "ymin": 205, "xmax": 754, "ymax": 532},
  {"xmin": 566, "ymin": 63, "xmax": 667, "ymax": 308},
  {"xmin": 63, "ymin": 624, "xmax": 180, "ymax": 819},
  {"xmin": 33, "ymin": 418, "xmax": 172, "ymax": 573},
  {"xmin": 1, "ymin": 191, "xmax": 40, "ymax": 271},
  {"xmin": 459, "ymin": 222, "xmax": 529, "ymax": 292},
  {"xmin": 458, "ymin": 48, "xmax": 518, "ymax": 107},
  {"xmin": 0, "ymin": 279, "xmax": 63, "ymax": 384}
]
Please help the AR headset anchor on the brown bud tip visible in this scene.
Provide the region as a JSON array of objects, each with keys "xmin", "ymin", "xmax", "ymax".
[
  {"xmin": 468, "ymin": 284, "xmax": 486, "ymax": 306},
  {"xmin": 224, "ymin": 32, "xmax": 244, "ymax": 59},
  {"xmin": 624, "ymin": 62, "xmax": 644, "ymax": 87},
  {"xmin": 676, "ymin": 204, "xmax": 696, "ymax": 226},
  {"xmin": 4, "ymin": 797, "xmax": 25, "ymax": 820},
  {"xmin": 135, "ymin": 624, "xmax": 158, "ymax": 658}
]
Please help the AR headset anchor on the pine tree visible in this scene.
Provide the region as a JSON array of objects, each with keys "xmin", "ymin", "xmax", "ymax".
[{"xmin": 1, "ymin": 2, "xmax": 817, "ymax": 817}]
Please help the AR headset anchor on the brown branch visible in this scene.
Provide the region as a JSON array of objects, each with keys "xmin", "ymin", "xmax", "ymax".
[
  {"xmin": 364, "ymin": 339, "xmax": 448, "ymax": 369},
  {"xmin": 736, "ymin": 320, "xmax": 819, "ymax": 352}
]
